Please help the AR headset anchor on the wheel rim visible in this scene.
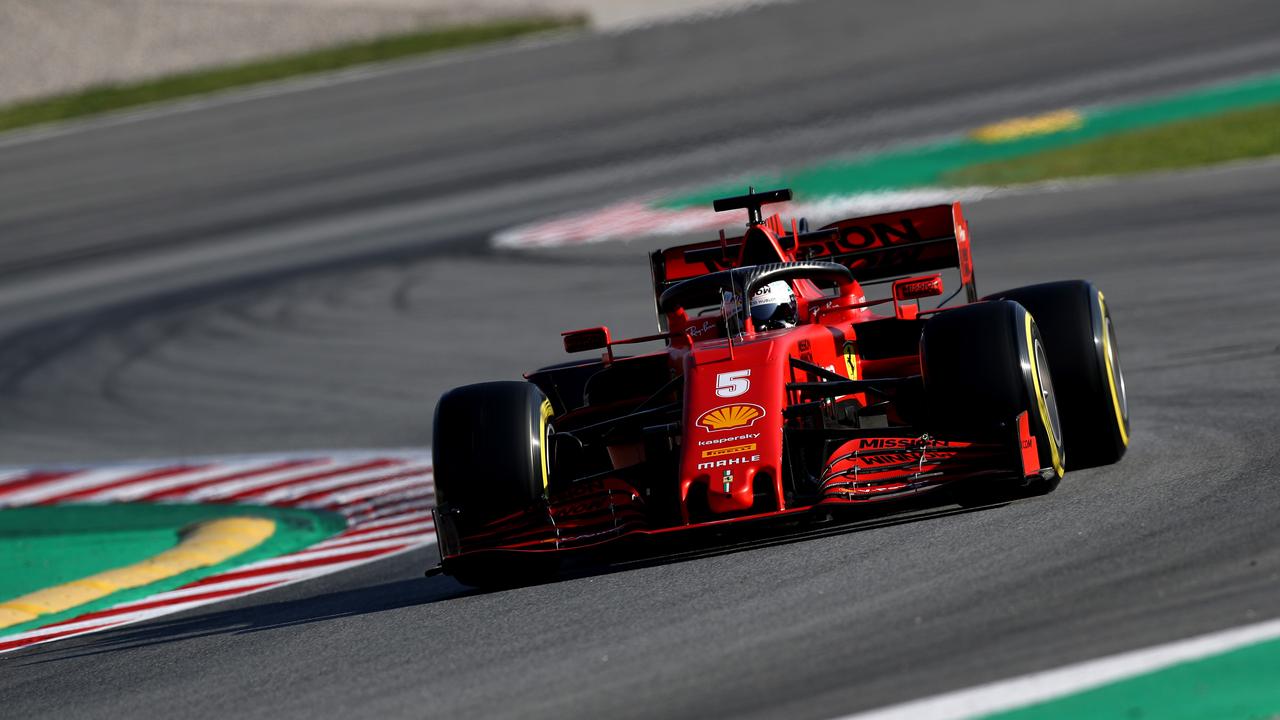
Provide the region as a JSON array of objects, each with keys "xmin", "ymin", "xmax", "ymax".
[{"xmin": 1033, "ymin": 336, "xmax": 1064, "ymax": 453}]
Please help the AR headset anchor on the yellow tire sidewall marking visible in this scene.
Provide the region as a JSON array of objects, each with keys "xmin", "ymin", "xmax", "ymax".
[
  {"xmin": 1098, "ymin": 292, "xmax": 1130, "ymax": 447},
  {"xmin": 1025, "ymin": 312, "xmax": 1065, "ymax": 478},
  {"xmin": 539, "ymin": 398, "xmax": 554, "ymax": 491}
]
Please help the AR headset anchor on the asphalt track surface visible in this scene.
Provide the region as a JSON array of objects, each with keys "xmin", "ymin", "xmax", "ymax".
[{"xmin": 2, "ymin": 0, "xmax": 1279, "ymax": 718}]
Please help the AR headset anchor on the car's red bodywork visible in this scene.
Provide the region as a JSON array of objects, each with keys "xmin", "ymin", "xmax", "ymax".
[{"xmin": 434, "ymin": 195, "xmax": 1050, "ymax": 562}]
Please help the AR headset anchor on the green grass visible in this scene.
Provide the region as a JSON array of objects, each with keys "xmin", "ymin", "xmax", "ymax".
[
  {"xmin": 0, "ymin": 16, "xmax": 584, "ymax": 133},
  {"xmin": 945, "ymin": 102, "xmax": 1280, "ymax": 186}
]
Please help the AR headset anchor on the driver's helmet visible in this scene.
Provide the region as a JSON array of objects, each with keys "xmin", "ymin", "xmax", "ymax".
[{"xmin": 749, "ymin": 281, "xmax": 797, "ymax": 331}]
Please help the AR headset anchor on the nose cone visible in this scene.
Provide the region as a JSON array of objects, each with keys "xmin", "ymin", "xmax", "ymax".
[{"xmin": 679, "ymin": 340, "xmax": 783, "ymax": 519}]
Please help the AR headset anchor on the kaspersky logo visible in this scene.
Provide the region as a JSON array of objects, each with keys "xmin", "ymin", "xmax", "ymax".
[
  {"xmin": 696, "ymin": 403, "xmax": 765, "ymax": 432},
  {"xmin": 697, "ymin": 432, "xmax": 761, "ymax": 447}
]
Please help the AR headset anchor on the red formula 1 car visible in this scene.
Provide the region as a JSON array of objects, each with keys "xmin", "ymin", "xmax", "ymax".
[{"xmin": 431, "ymin": 188, "xmax": 1129, "ymax": 587}]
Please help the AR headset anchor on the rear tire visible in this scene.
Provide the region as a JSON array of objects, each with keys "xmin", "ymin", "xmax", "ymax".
[
  {"xmin": 921, "ymin": 301, "xmax": 1065, "ymax": 498},
  {"xmin": 432, "ymin": 381, "xmax": 558, "ymax": 587},
  {"xmin": 986, "ymin": 281, "xmax": 1129, "ymax": 469}
]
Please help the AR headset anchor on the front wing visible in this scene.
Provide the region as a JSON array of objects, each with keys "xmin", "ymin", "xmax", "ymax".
[{"xmin": 434, "ymin": 411, "xmax": 1047, "ymax": 561}]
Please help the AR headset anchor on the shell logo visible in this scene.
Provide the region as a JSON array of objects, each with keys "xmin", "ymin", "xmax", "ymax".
[{"xmin": 696, "ymin": 403, "xmax": 766, "ymax": 432}]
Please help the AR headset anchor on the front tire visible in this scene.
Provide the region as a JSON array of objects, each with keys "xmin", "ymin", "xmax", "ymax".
[
  {"xmin": 986, "ymin": 281, "xmax": 1129, "ymax": 469},
  {"xmin": 921, "ymin": 301, "xmax": 1065, "ymax": 498},
  {"xmin": 432, "ymin": 381, "xmax": 558, "ymax": 587}
]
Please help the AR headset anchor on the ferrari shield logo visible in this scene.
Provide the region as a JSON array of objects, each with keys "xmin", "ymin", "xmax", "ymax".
[{"xmin": 843, "ymin": 341, "xmax": 859, "ymax": 379}]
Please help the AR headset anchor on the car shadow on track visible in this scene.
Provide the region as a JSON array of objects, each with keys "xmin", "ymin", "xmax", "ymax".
[
  {"xmin": 563, "ymin": 501, "xmax": 1008, "ymax": 580},
  {"xmin": 11, "ymin": 572, "xmax": 473, "ymax": 665}
]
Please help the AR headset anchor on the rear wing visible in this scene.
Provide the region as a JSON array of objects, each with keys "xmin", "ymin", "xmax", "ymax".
[
  {"xmin": 804, "ymin": 204, "xmax": 975, "ymax": 298},
  {"xmin": 649, "ymin": 202, "xmax": 977, "ymax": 328}
]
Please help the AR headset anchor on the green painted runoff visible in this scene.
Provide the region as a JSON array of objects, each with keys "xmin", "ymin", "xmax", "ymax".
[
  {"xmin": 0, "ymin": 503, "xmax": 345, "ymax": 636},
  {"xmin": 658, "ymin": 71, "xmax": 1280, "ymax": 208}
]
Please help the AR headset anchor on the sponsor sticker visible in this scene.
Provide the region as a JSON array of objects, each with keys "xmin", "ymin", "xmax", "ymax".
[
  {"xmin": 843, "ymin": 341, "xmax": 859, "ymax": 379},
  {"xmin": 696, "ymin": 403, "xmax": 766, "ymax": 432},
  {"xmin": 697, "ymin": 432, "xmax": 760, "ymax": 447},
  {"xmin": 701, "ymin": 443, "xmax": 757, "ymax": 459},
  {"xmin": 857, "ymin": 437, "xmax": 952, "ymax": 449},
  {"xmin": 859, "ymin": 438, "xmax": 920, "ymax": 449},
  {"xmin": 687, "ymin": 319, "xmax": 718, "ymax": 338},
  {"xmin": 697, "ymin": 454, "xmax": 762, "ymax": 470}
]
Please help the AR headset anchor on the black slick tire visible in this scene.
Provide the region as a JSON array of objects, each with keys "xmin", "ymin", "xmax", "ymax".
[
  {"xmin": 921, "ymin": 301, "xmax": 1065, "ymax": 498},
  {"xmin": 985, "ymin": 281, "xmax": 1129, "ymax": 469},
  {"xmin": 432, "ymin": 381, "xmax": 558, "ymax": 588}
]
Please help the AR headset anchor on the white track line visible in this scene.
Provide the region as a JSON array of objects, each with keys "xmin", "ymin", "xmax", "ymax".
[
  {"xmin": 347, "ymin": 498, "xmax": 436, "ymax": 524},
  {"xmin": 0, "ymin": 469, "xmax": 135, "ymax": 505},
  {"xmin": 0, "ymin": 469, "xmax": 36, "ymax": 485},
  {"xmin": 834, "ymin": 616, "xmax": 1280, "ymax": 720},
  {"xmin": 340, "ymin": 511, "xmax": 433, "ymax": 532},
  {"xmin": 312, "ymin": 522, "xmax": 434, "ymax": 550},
  {"xmin": 181, "ymin": 459, "xmax": 364, "ymax": 500},
  {"xmin": 76, "ymin": 461, "xmax": 283, "ymax": 502},
  {"xmin": 342, "ymin": 500, "xmax": 434, "ymax": 525},
  {"xmin": 242, "ymin": 463, "xmax": 427, "ymax": 504},
  {"xmin": 112, "ymin": 573, "xmax": 315, "ymax": 606},
  {"xmin": 301, "ymin": 474, "xmax": 431, "ymax": 507},
  {"xmin": 341, "ymin": 487, "xmax": 435, "ymax": 516}
]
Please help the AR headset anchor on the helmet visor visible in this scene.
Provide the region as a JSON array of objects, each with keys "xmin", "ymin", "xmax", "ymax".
[
  {"xmin": 751, "ymin": 301, "xmax": 796, "ymax": 330},
  {"xmin": 749, "ymin": 281, "xmax": 797, "ymax": 331}
]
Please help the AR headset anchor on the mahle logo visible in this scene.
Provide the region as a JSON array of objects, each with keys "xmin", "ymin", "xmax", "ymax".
[
  {"xmin": 697, "ymin": 454, "xmax": 761, "ymax": 471},
  {"xmin": 696, "ymin": 403, "xmax": 765, "ymax": 432}
]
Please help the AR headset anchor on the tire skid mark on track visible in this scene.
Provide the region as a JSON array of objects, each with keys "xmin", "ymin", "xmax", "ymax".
[{"xmin": 0, "ymin": 450, "xmax": 435, "ymax": 654}]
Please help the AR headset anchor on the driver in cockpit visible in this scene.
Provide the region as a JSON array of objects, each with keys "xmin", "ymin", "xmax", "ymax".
[{"xmin": 749, "ymin": 281, "xmax": 797, "ymax": 331}]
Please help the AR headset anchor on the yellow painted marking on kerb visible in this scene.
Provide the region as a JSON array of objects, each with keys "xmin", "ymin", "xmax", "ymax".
[
  {"xmin": 0, "ymin": 517, "xmax": 274, "ymax": 629},
  {"xmin": 971, "ymin": 109, "xmax": 1083, "ymax": 143}
]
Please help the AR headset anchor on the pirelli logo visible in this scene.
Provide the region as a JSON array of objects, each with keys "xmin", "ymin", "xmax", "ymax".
[{"xmin": 701, "ymin": 443, "xmax": 757, "ymax": 459}]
